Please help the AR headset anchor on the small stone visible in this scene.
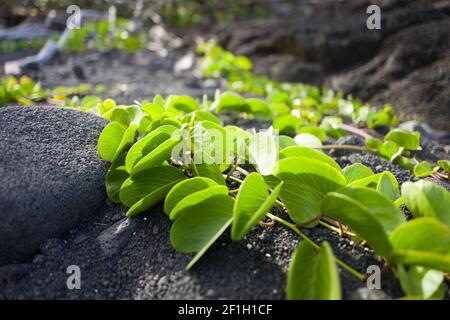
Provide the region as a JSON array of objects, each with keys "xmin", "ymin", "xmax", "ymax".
[
  {"xmin": 96, "ymin": 218, "xmax": 137, "ymax": 257},
  {"xmin": 152, "ymin": 225, "xmax": 159, "ymax": 235},
  {"xmin": 205, "ymin": 289, "xmax": 216, "ymax": 298},
  {"xmin": 246, "ymin": 244, "xmax": 252, "ymax": 250}
]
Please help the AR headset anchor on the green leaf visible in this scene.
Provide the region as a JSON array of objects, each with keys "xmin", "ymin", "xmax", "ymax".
[
  {"xmin": 379, "ymin": 141, "xmax": 401, "ymax": 161},
  {"xmin": 169, "ymin": 185, "xmax": 229, "ymax": 220},
  {"xmin": 274, "ymin": 115, "xmax": 304, "ymax": 134},
  {"xmin": 142, "ymin": 102, "xmax": 165, "ymax": 121},
  {"xmin": 274, "ymin": 157, "xmax": 346, "ymax": 194},
  {"xmin": 396, "ymin": 156, "xmax": 419, "ymax": 171},
  {"xmin": 212, "ymin": 91, "xmax": 249, "ymax": 113},
  {"xmin": 294, "ymin": 133, "xmax": 322, "ymax": 149},
  {"xmin": 248, "ymin": 129, "xmax": 279, "ymax": 176},
  {"xmin": 320, "ymin": 116, "xmax": 346, "ymax": 139},
  {"xmin": 131, "ymin": 135, "xmax": 182, "ymax": 177},
  {"xmin": 385, "ymin": 129, "xmax": 421, "ymax": 151},
  {"xmin": 98, "ymin": 122, "xmax": 126, "ymax": 162},
  {"xmin": 190, "ymin": 152, "xmax": 226, "ymax": 185},
  {"xmin": 397, "ymin": 265, "xmax": 445, "ymax": 299},
  {"xmin": 170, "ymin": 194, "xmax": 234, "ymax": 269},
  {"xmin": 119, "ymin": 166, "xmax": 185, "ymax": 208},
  {"xmin": 125, "ymin": 180, "xmax": 181, "ymax": 217},
  {"xmin": 231, "ymin": 173, "xmax": 283, "ymax": 240},
  {"xmin": 185, "ymin": 110, "xmax": 222, "ymax": 125},
  {"xmin": 105, "ymin": 153, "xmax": 129, "ymax": 203},
  {"xmin": 389, "ymin": 218, "xmax": 450, "ymax": 270},
  {"xmin": 164, "ymin": 177, "xmax": 218, "ymax": 216},
  {"xmin": 322, "ymin": 187, "xmax": 406, "ymax": 258},
  {"xmin": 438, "ymin": 160, "xmax": 450, "ymax": 173},
  {"xmin": 287, "ymin": 241, "xmax": 341, "ymax": 300},
  {"xmin": 342, "ymin": 163, "xmax": 374, "ymax": 184},
  {"xmin": 245, "ymin": 98, "xmax": 271, "ymax": 118},
  {"xmin": 365, "ymin": 137, "xmax": 383, "ymax": 150},
  {"xmin": 166, "ymin": 95, "xmax": 199, "ymax": 113},
  {"xmin": 296, "ymin": 126, "xmax": 326, "ymax": 142},
  {"xmin": 376, "ymin": 171, "xmax": 399, "ymax": 201},
  {"xmin": 109, "ymin": 107, "xmax": 131, "ymax": 126},
  {"xmin": 401, "ymin": 180, "xmax": 450, "ymax": 227},
  {"xmin": 413, "ymin": 161, "xmax": 433, "ymax": 178},
  {"xmin": 279, "ymin": 146, "xmax": 341, "ymax": 172},
  {"xmin": 278, "ymin": 135, "xmax": 297, "ymax": 149},
  {"xmin": 278, "ymin": 180, "xmax": 324, "ymax": 225},
  {"xmin": 125, "ymin": 125, "xmax": 177, "ymax": 172}
]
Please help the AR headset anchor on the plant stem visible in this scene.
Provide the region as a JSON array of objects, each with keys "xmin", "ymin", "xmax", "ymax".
[
  {"xmin": 340, "ymin": 123, "xmax": 373, "ymax": 139},
  {"xmin": 236, "ymin": 166, "xmax": 250, "ymax": 176},
  {"xmin": 225, "ymin": 161, "xmax": 241, "ymax": 181},
  {"xmin": 224, "ymin": 174, "xmax": 243, "ymax": 184},
  {"xmin": 266, "ymin": 212, "xmax": 365, "ymax": 281}
]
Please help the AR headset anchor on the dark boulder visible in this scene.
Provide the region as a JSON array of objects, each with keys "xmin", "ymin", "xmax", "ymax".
[{"xmin": 0, "ymin": 106, "xmax": 108, "ymax": 265}]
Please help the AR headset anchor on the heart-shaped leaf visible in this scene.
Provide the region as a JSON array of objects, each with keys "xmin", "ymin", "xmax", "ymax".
[
  {"xmin": 211, "ymin": 91, "xmax": 249, "ymax": 113},
  {"xmin": 438, "ymin": 160, "xmax": 450, "ymax": 173},
  {"xmin": 98, "ymin": 121, "xmax": 126, "ymax": 162},
  {"xmin": 169, "ymin": 185, "xmax": 229, "ymax": 220},
  {"xmin": 401, "ymin": 180, "xmax": 450, "ymax": 227},
  {"xmin": 376, "ymin": 171, "xmax": 399, "ymax": 201},
  {"xmin": 164, "ymin": 177, "xmax": 218, "ymax": 216},
  {"xmin": 413, "ymin": 161, "xmax": 433, "ymax": 178},
  {"xmin": 342, "ymin": 163, "xmax": 374, "ymax": 184},
  {"xmin": 125, "ymin": 125, "xmax": 177, "ymax": 172},
  {"xmin": 170, "ymin": 194, "xmax": 234, "ymax": 269},
  {"xmin": 280, "ymin": 146, "xmax": 341, "ymax": 171},
  {"xmin": 165, "ymin": 95, "xmax": 199, "ymax": 113},
  {"xmin": 274, "ymin": 114, "xmax": 304, "ymax": 134},
  {"xmin": 287, "ymin": 241, "xmax": 341, "ymax": 300},
  {"xmin": 385, "ymin": 128, "xmax": 421, "ymax": 151},
  {"xmin": 248, "ymin": 129, "xmax": 279, "ymax": 176},
  {"xmin": 245, "ymin": 98, "xmax": 271, "ymax": 118},
  {"xmin": 274, "ymin": 157, "xmax": 346, "ymax": 194},
  {"xmin": 231, "ymin": 172, "xmax": 283, "ymax": 240},
  {"xmin": 120, "ymin": 166, "xmax": 185, "ymax": 208},
  {"xmin": 131, "ymin": 135, "xmax": 182, "ymax": 177}
]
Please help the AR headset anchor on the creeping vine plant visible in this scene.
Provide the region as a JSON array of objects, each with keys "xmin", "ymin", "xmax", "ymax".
[
  {"xmin": 95, "ymin": 91, "xmax": 450, "ymax": 300},
  {"xmin": 3, "ymin": 40, "xmax": 448, "ymax": 299}
]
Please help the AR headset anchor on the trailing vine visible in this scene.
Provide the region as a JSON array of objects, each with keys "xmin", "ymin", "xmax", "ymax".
[{"xmin": 94, "ymin": 90, "xmax": 450, "ymax": 300}]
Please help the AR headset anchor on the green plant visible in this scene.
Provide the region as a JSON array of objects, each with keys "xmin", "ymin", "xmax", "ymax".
[
  {"xmin": 96, "ymin": 94, "xmax": 450, "ymax": 300},
  {"xmin": 63, "ymin": 18, "xmax": 145, "ymax": 54},
  {"xmin": 198, "ymin": 42, "xmax": 449, "ymax": 181},
  {"xmin": 0, "ymin": 75, "xmax": 106, "ymax": 107},
  {"xmin": 0, "ymin": 75, "xmax": 48, "ymax": 105}
]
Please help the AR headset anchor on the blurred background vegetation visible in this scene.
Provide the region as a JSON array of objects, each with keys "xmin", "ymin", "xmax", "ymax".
[{"xmin": 1, "ymin": 0, "xmax": 291, "ymax": 29}]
